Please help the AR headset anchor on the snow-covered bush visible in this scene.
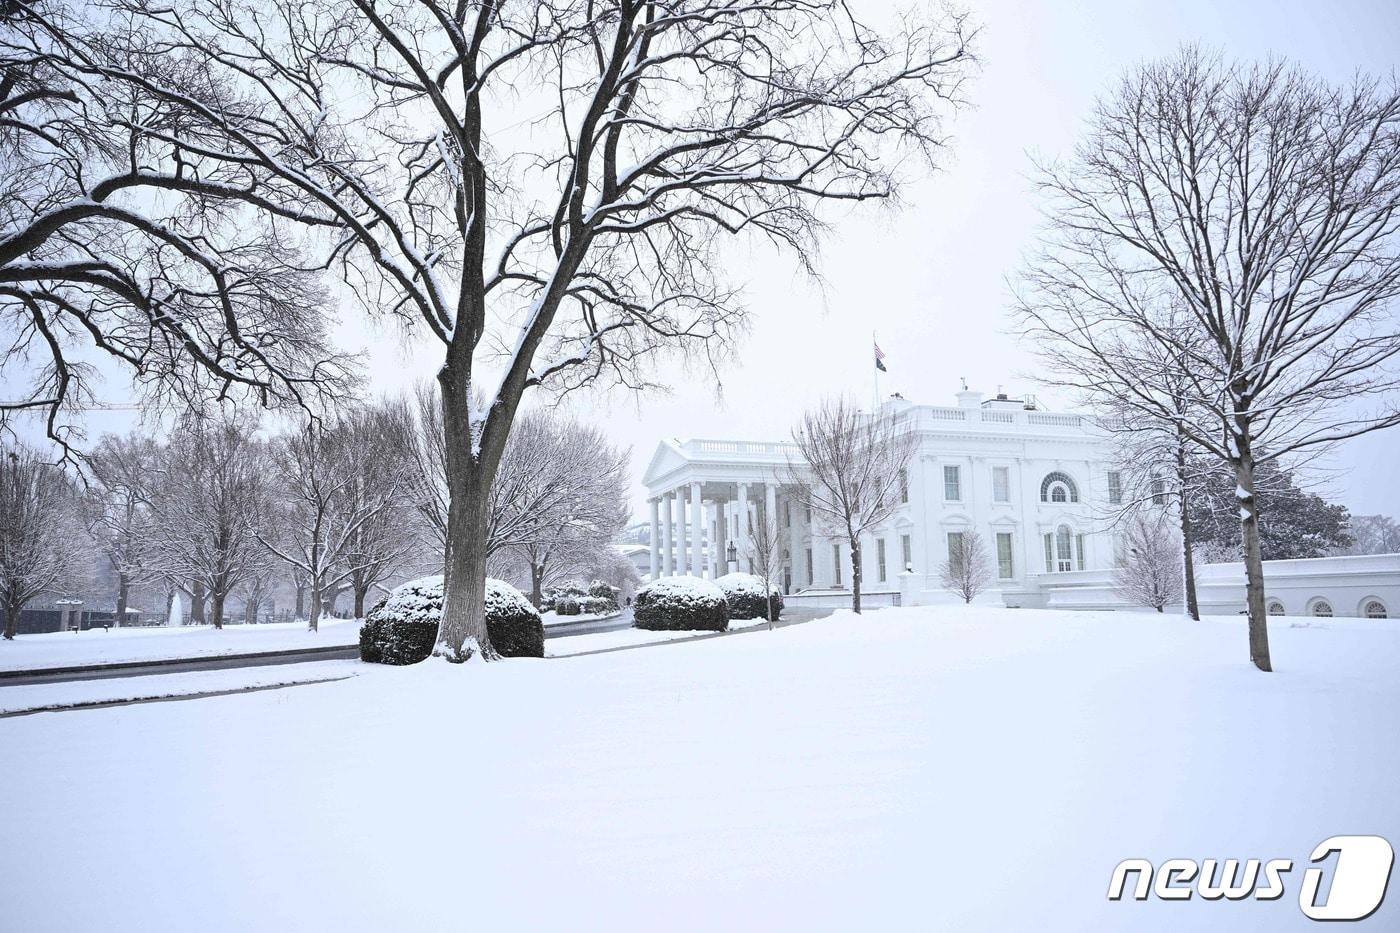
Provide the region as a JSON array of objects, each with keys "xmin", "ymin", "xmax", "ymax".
[
  {"xmin": 715, "ymin": 572, "xmax": 784, "ymax": 621},
  {"xmin": 633, "ymin": 577, "xmax": 729, "ymax": 632},
  {"xmin": 587, "ymin": 580, "xmax": 620, "ymax": 610},
  {"xmin": 555, "ymin": 596, "xmax": 582, "ymax": 617},
  {"xmin": 578, "ymin": 596, "xmax": 614, "ymax": 615},
  {"xmin": 359, "ymin": 576, "xmax": 544, "ymax": 663}
]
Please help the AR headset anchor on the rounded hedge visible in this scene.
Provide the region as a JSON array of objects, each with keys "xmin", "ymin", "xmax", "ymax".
[
  {"xmin": 633, "ymin": 577, "xmax": 729, "ymax": 632},
  {"xmin": 359, "ymin": 576, "xmax": 544, "ymax": 663},
  {"xmin": 715, "ymin": 572, "xmax": 784, "ymax": 621}
]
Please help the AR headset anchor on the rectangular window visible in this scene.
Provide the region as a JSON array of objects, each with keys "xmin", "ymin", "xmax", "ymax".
[
  {"xmin": 901, "ymin": 534, "xmax": 912, "ymax": 573},
  {"xmin": 1044, "ymin": 534, "xmax": 1054, "ymax": 573},
  {"xmin": 832, "ymin": 544, "xmax": 842, "ymax": 585},
  {"xmin": 1076, "ymin": 534, "xmax": 1086, "ymax": 571},
  {"xmin": 784, "ymin": 501, "xmax": 792, "ymax": 528},
  {"xmin": 877, "ymin": 539, "xmax": 887, "ymax": 583},
  {"xmin": 947, "ymin": 532, "xmax": 966, "ymax": 574},
  {"xmin": 1150, "ymin": 475, "xmax": 1167, "ymax": 506},
  {"xmin": 805, "ymin": 548, "xmax": 813, "ymax": 586},
  {"xmin": 943, "ymin": 465, "xmax": 961, "ymax": 501},
  {"xmin": 1107, "ymin": 471, "xmax": 1123, "ymax": 506},
  {"xmin": 899, "ymin": 468, "xmax": 909, "ymax": 504},
  {"xmin": 805, "ymin": 505, "xmax": 812, "ymax": 523},
  {"xmin": 996, "ymin": 532, "xmax": 1014, "ymax": 579},
  {"xmin": 992, "ymin": 466, "xmax": 1010, "ymax": 503}
]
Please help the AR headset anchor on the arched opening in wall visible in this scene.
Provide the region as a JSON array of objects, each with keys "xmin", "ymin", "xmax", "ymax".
[
  {"xmin": 1362, "ymin": 599, "xmax": 1388, "ymax": 619},
  {"xmin": 1309, "ymin": 599, "xmax": 1333, "ymax": 618},
  {"xmin": 1266, "ymin": 599, "xmax": 1285, "ymax": 617},
  {"xmin": 1040, "ymin": 471, "xmax": 1079, "ymax": 504}
]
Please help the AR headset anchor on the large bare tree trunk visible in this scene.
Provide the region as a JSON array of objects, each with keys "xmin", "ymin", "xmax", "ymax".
[
  {"xmin": 353, "ymin": 584, "xmax": 368, "ymax": 620},
  {"xmin": 210, "ymin": 590, "xmax": 225, "ymax": 630},
  {"xmin": 115, "ymin": 572, "xmax": 130, "ymax": 628},
  {"xmin": 191, "ymin": 581, "xmax": 207, "ymax": 625},
  {"xmin": 1233, "ymin": 440, "xmax": 1272, "ymax": 672},
  {"xmin": 3, "ymin": 595, "xmax": 20, "ymax": 640},
  {"xmin": 308, "ymin": 582, "xmax": 322, "ymax": 632},
  {"xmin": 530, "ymin": 562, "xmax": 546, "ymax": 610},
  {"xmin": 850, "ymin": 539, "xmax": 864, "ymax": 615},
  {"xmin": 436, "ymin": 362, "xmax": 495, "ymax": 662}
]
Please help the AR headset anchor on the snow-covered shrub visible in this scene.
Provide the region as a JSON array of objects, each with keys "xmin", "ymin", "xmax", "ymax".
[
  {"xmin": 556, "ymin": 596, "xmax": 582, "ymax": 617},
  {"xmin": 587, "ymin": 580, "xmax": 620, "ymax": 610},
  {"xmin": 633, "ymin": 577, "xmax": 729, "ymax": 632},
  {"xmin": 359, "ymin": 576, "xmax": 544, "ymax": 663},
  {"xmin": 715, "ymin": 572, "xmax": 784, "ymax": 621},
  {"xmin": 578, "ymin": 596, "xmax": 614, "ymax": 615},
  {"xmin": 557, "ymin": 580, "xmax": 588, "ymax": 598}
]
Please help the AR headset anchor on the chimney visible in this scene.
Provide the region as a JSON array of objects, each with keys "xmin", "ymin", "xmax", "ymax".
[{"xmin": 956, "ymin": 388, "xmax": 984, "ymax": 409}]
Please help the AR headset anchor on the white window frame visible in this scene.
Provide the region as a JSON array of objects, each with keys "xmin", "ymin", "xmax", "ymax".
[
  {"xmin": 996, "ymin": 532, "xmax": 1014, "ymax": 579},
  {"xmin": 992, "ymin": 466, "xmax": 1010, "ymax": 503},
  {"xmin": 943, "ymin": 465, "xmax": 961, "ymax": 502},
  {"xmin": 877, "ymin": 538, "xmax": 887, "ymax": 583}
]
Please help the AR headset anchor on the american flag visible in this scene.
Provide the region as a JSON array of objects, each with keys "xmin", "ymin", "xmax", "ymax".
[{"xmin": 874, "ymin": 340, "xmax": 888, "ymax": 372}]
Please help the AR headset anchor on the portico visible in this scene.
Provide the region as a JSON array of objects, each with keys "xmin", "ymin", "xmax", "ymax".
[{"xmin": 641, "ymin": 440, "xmax": 806, "ymax": 590}]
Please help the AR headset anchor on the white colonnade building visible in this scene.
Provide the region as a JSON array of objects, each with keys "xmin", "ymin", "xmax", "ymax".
[{"xmin": 641, "ymin": 389, "xmax": 1116, "ymax": 606}]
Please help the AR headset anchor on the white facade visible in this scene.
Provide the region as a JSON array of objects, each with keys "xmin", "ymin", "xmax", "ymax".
[
  {"xmin": 1017, "ymin": 553, "xmax": 1399, "ymax": 619},
  {"xmin": 640, "ymin": 390, "xmax": 1120, "ymax": 604}
]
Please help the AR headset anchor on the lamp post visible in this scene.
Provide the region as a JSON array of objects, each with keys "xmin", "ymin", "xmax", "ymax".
[{"xmin": 726, "ymin": 541, "xmax": 738, "ymax": 574}]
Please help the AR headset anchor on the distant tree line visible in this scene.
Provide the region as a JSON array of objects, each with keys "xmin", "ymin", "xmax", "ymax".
[{"xmin": 0, "ymin": 396, "xmax": 632, "ymax": 639}]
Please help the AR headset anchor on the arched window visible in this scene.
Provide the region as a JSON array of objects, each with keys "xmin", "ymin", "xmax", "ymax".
[
  {"xmin": 1266, "ymin": 599, "xmax": 1285, "ymax": 617},
  {"xmin": 1363, "ymin": 600, "xmax": 1388, "ymax": 620},
  {"xmin": 1040, "ymin": 471, "xmax": 1079, "ymax": 504},
  {"xmin": 1310, "ymin": 599, "xmax": 1333, "ymax": 618}
]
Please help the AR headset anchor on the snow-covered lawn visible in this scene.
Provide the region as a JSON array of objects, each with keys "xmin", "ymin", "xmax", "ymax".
[
  {"xmin": 3, "ymin": 606, "xmax": 1398, "ymax": 932},
  {"xmin": 0, "ymin": 618, "xmax": 361, "ymax": 672}
]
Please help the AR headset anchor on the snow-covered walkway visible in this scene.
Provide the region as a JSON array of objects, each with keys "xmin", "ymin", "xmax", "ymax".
[{"xmin": 2, "ymin": 606, "xmax": 1397, "ymax": 931}]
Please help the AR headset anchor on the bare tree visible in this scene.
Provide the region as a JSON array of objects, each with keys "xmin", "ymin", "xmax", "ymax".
[
  {"xmin": 0, "ymin": 443, "xmax": 84, "ymax": 638},
  {"xmin": 82, "ymin": 432, "xmax": 159, "ymax": 625},
  {"xmin": 40, "ymin": 0, "xmax": 973, "ymax": 660},
  {"xmin": 747, "ymin": 497, "xmax": 784, "ymax": 628},
  {"xmin": 257, "ymin": 418, "xmax": 407, "ymax": 631},
  {"xmin": 785, "ymin": 398, "xmax": 916, "ymax": 613},
  {"xmin": 1113, "ymin": 512, "xmax": 1184, "ymax": 613},
  {"xmin": 147, "ymin": 418, "xmax": 271, "ymax": 629},
  {"xmin": 1018, "ymin": 48, "xmax": 1400, "ymax": 671},
  {"xmin": 0, "ymin": 7, "xmax": 350, "ymax": 450},
  {"xmin": 337, "ymin": 403, "xmax": 420, "ymax": 618},
  {"xmin": 938, "ymin": 528, "xmax": 992, "ymax": 604},
  {"xmin": 1345, "ymin": 515, "xmax": 1400, "ymax": 555}
]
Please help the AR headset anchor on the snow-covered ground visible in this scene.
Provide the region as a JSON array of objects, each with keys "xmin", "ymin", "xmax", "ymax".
[
  {"xmin": 0, "ymin": 618, "xmax": 361, "ymax": 672},
  {"xmin": 3, "ymin": 606, "xmax": 1398, "ymax": 932},
  {"xmin": 0, "ymin": 660, "xmax": 362, "ymax": 716}
]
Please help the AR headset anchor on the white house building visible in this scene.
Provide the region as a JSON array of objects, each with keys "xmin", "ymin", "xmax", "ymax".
[
  {"xmin": 642, "ymin": 389, "xmax": 1121, "ymax": 606},
  {"xmin": 640, "ymin": 388, "xmax": 1400, "ymax": 618}
]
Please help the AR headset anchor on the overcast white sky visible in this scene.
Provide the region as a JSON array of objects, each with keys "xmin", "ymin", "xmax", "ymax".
[{"xmin": 9, "ymin": 0, "xmax": 1400, "ymax": 523}]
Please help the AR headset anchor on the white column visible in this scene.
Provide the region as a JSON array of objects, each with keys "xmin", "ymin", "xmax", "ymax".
[
  {"xmin": 737, "ymin": 482, "xmax": 751, "ymax": 573},
  {"xmin": 661, "ymin": 493, "xmax": 674, "ymax": 576},
  {"xmin": 787, "ymin": 491, "xmax": 802, "ymax": 591},
  {"xmin": 677, "ymin": 490, "xmax": 689, "ymax": 575},
  {"xmin": 689, "ymin": 483, "xmax": 703, "ymax": 577},
  {"xmin": 648, "ymin": 498, "xmax": 660, "ymax": 580}
]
